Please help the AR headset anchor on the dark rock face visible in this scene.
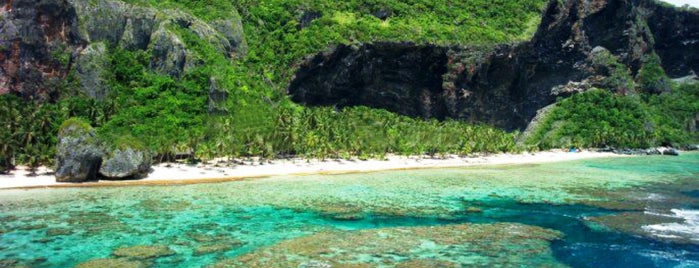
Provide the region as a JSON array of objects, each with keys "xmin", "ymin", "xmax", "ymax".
[
  {"xmin": 0, "ymin": 0, "xmax": 84, "ymax": 101},
  {"xmin": 643, "ymin": 0, "xmax": 699, "ymax": 77},
  {"xmin": 99, "ymin": 147, "xmax": 151, "ymax": 179},
  {"xmin": 55, "ymin": 122, "xmax": 103, "ymax": 182},
  {"xmin": 290, "ymin": 43, "xmax": 450, "ymax": 119},
  {"xmin": 298, "ymin": 10, "xmax": 321, "ymax": 30},
  {"xmin": 288, "ymin": 0, "xmax": 699, "ymax": 130}
]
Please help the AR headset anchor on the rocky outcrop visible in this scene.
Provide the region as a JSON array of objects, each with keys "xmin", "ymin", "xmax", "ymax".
[
  {"xmin": 0, "ymin": 0, "xmax": 85, "ymax": 101},
  {"xmin": 74, "ymin": 42, "xmax": 109, "ymax": 100},
  {"xmin": 289, "ymin": 43, "xmax": 449, "ymax": 119},
  {"xmin": 56, "ymin": 118, "xmax": 153, "ymax": 181},
  {"xmin": 55, "ymin": 119, "xmax": 103, "ymax": 182},
  {"xmin": 99, "ymin": 147, "xmax": 152, "ymax": 179},
  {"xmin": 289, "ymin": 0, "xmax": 699, "ymax": 130},
  {"xmin": 1, "ymin": 0, "xmax": 246, "ymax": 101}
]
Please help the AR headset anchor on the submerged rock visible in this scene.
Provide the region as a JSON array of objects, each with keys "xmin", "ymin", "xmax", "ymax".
[
  {"xmin": 75, "ymin": 258, "xmax": 146, "ymax": 268},
  {"xmin": 193, "ymin": 243, "xmax": 234, "ymax": 256},
  {"xmin": 112, "ymin": 245, "xmax": 175, "ymax": 259},
  {"xmin": 55, "ymin": 119, "xmax": 103, "ymax": 182},
  {"xmin": 218, "ymin": 223, "xmax": 564, "ymax": 267}
]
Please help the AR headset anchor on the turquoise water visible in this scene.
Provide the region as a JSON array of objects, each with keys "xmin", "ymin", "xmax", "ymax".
[{"xmin": 0, "ymin": 153, "xmax": 698, "ymax": 267}]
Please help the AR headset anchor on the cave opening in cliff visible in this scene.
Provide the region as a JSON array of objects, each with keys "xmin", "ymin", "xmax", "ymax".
[{"xmin": 288, "ymin": 43, "xmax": 450, "ymax": 120}]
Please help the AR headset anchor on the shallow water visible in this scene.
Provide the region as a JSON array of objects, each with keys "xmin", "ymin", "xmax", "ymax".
[{"xmin": 0, "ymin": 153, "xmax": 697, "ymax": 267}]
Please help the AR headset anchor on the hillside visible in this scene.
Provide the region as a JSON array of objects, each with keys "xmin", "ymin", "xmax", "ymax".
[{"xmin": 0, "ymin": 0, "xmax": 697, "ymax": 178}]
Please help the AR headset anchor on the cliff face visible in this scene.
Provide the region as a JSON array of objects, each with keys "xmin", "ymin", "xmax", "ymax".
[
  {"xmin": 288, "ymin": 0, "xmax": 699, "ymax": 130},
  {"xmin": 289, "ymin": 43, "xmax": 449, "ymax": 119},
  {"xmin": 0, "ymin": 0, "xmax": 245, "ymax": 101},
  {"xmin": 0, "ymin": 0, "xmax": 84, "ymax": 101}
]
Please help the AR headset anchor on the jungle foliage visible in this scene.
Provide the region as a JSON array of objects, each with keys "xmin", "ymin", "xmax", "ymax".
[
  {"xmin": 0, "ymin": 0, "xmax": 696, "ymax": 171},
  {"xmin": 525, "ymin": 84, "xmax": 699, "ymax": 150}
]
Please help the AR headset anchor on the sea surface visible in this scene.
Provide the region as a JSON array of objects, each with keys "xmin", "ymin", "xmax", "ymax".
[{"xmin": 0, "ymin": 153, "xmax": 697, "ymax": 267}]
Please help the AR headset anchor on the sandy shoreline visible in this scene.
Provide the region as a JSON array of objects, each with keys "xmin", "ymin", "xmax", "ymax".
[{"xmin": 0, "ymin": 151, "xmax": 622, "ymax": 190}]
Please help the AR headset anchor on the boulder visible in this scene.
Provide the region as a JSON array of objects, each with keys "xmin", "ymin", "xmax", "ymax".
[
  {"xmin": 646, "ymin": 148, "xmax": 661, "ymax": 155},
  {"xmin": 99, "ymin": 147, "xmax": 152, "ymax": 179},
  {"xmin": 55, "ymin": 118, "xmax": 103, "ymax": 182},
  {"xmin": 661, "ymin": 148, "xmax": 680, "ymax": 156}
]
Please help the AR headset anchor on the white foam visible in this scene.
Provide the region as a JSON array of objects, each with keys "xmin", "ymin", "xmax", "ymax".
[
  {"xmin": 660, "ymin": 0, "xmax": 699, "ymax": 8},
  {"xmin": 642, "ymin": 209, "xmax": 699, "ymax": 243}
]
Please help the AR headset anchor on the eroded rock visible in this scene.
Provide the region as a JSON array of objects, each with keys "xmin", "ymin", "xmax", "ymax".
[
  {"xmin": 99, "ymin": 147, "xmax": 152, "ymax": 179},
  {"xmin": 55, "ymin": 119, "xmax": 103, "ymax": 182}
]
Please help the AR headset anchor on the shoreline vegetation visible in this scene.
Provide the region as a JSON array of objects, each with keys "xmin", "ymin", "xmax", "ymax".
[
  {"xmin": 0, "ymin": 150, "xmax": 625, "ymax": 190},
  {"xmin": 0, "ymin": 0, "xmax": 697, "ymax": 182}
]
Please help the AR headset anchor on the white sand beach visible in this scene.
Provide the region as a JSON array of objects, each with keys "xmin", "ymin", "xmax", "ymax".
[{"xmin": 0, "ymin": 151, "xmax": 623, "ymax": 189}]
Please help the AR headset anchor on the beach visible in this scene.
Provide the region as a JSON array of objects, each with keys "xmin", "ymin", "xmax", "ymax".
[{"xmin": 0, "ymin": 151, "xmax": 623, "ymax": 189}]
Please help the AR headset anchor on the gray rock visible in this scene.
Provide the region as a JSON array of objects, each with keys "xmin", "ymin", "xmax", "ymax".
[
  {"xmin": 55, "ymin": 120, "xmax": 103, "ymax": 182},
  {"xmin": 646, "ymin": 148, "xmax": 661, "ymax": 155},
  {"xmin": 71, "ymin": 0, "xmax": 128, "ymax": 45},
  {"xmin": 149, "ymin": 24, "xmax": 188, "ymax": 78},
  {"xmin": 212, "ymin": 18, "xmax": 247, "ymax": 57},
  {"xmin": 75, "ymin": 42, "xmax": 109, "ymax": 100},
  {"xmin": 100, "ymin": 147, "xmax": 152, "ymax": 179},
  {"xmin": 1, "ymin": 0, "xmax": 84, "ymax": 101},
  {"xmin": 119, "ymin": 6, "xmax": 158, "ymax": 50},
  {"xmin": 662, "ymin": 148, "xmax": 680, "ymax": 156}
]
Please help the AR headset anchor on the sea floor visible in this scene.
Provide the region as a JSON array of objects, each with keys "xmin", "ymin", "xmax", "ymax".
[{"xmin": 0, "ymin": 153, "xmax": 697, "ymax": 267}]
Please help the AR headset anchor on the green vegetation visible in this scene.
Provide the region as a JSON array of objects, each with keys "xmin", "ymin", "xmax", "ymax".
[
  {"xmin": 525, "ymin": 84, "xmax": 699, "ymax": 150},
  {"xmin": 636, "ymin": 53, "xmax": 672, "ymax": 94},
  {"xmin": 207, "ymin": 106, "xmax": 516, "ymax": 162},
  {"xmin": 0, "ymin": 0, "xmax": 697, "ymax": 173},
  {"xmin": 0, "ymin": 96, "xmax": 64, "ymax": 173}
]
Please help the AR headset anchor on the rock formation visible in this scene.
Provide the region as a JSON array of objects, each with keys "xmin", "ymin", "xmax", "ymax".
[
  {"xmin": 1, "ymin": 0, "xmax": 246, "ymax": 101},
  {"xmin": 99, "ymin": 147, "xmax": 152, "ymax": 179},
  {"xmin": 288, "ymin": 0, "xmax": 699, "ymax": 130},
  {"xmin": 0, "ymin": 0, "xmax": 84, "ymax": 101},
  {"xmin": 55, "ymin": 119, "xmax": 103, "ymax": 182}
]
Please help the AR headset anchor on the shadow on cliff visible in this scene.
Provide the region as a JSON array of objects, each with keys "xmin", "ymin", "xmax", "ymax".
[{"xmin": 288, "ymin": 0, "xmax": 699, "ymax": 131}]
